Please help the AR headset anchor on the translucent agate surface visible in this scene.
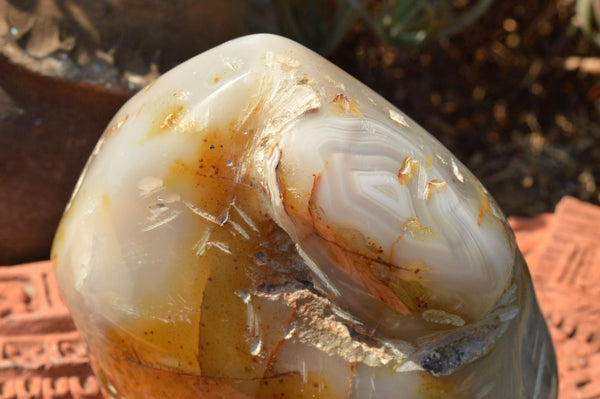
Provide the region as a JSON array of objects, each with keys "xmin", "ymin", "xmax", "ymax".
[{"xmin": 52, "ymin": 34, "xmax": 557, "ymax": 398}]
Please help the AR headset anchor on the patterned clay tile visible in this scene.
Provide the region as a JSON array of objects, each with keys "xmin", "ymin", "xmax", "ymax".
[
  {"xmin": 0, "ymin": 196, "xmax": 598, "ymax": 398},
  {"xmin": 0, "ymin": 262, "xmax": 102, "ymax": 398},
  {"xmin": 510, "ymin": 196, "xmax": 600, "ymax": 399}
]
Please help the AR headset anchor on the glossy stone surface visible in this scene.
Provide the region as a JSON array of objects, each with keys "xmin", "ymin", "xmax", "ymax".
[{"xmin": 52, "ymin": 34, "xmax": 557, "ymax": 398}]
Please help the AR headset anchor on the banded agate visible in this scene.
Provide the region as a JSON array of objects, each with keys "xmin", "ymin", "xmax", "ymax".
[{"xmin": 52, "ymin": 34, "xmax": 557, "ymax": 398}]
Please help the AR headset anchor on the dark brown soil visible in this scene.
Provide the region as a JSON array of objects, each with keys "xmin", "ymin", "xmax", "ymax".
[
  {"xmin": 331, "ymin": 0, "xmax": 600, "ymax": 216},
  {"xmin": 1, "ymin": 0, "xmax": 598, "ymax": 264}
]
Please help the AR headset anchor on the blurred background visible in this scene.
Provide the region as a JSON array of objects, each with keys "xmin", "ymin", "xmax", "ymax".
[{"xmin": 0, "ymin": 0, "xmax": 598, "ymax": 265}]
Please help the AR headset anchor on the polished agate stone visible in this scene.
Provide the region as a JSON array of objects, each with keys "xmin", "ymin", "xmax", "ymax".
[{"xmin": 52, "ymin": 34, "xmax": 558, "ymax": 398}]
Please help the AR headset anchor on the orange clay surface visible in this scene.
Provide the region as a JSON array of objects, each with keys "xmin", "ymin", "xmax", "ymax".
[{"xmin": 1, "ymin": 196, "xmax": 598, "ymax": 399}]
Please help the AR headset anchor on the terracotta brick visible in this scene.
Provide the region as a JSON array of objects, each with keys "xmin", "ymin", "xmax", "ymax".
[
  {"xmin": 510, "ymin": 196, "xmax": 600, "ymax": 399},
  {"xmin": 0, "ymin": 196, "xmax": 598, "ymax": 398},
  {"xmin": 508, "ymin": 212, "xmax": 554, "ymax": 262},
  {"xmin": 0, "ymin": 262, "xmax": 101, "ymax": 399}
]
